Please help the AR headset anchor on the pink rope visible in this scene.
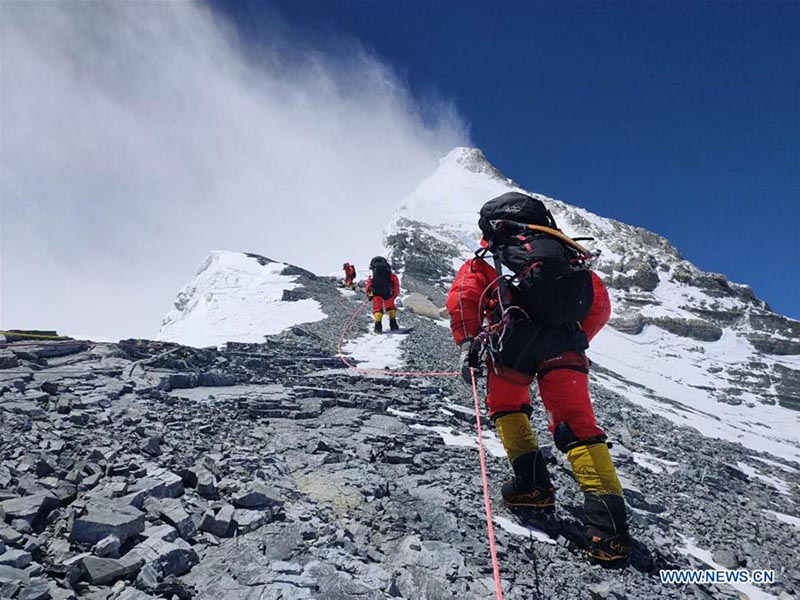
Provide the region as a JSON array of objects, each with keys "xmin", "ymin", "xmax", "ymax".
[{"xmin": 471, "ymin": 367, "xmax": 504, "ymax": 599}]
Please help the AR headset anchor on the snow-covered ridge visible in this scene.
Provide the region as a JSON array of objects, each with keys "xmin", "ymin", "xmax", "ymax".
[
  {"xmin": 157, "ymin": 251, "xmax": 325, "ymax": 348},
  {"xmin": 384, "ymin": 147, "xmax": 800, "ymax": 462}
]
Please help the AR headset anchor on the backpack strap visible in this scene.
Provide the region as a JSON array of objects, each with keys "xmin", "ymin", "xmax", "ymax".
[{"xmin": 474, "ymin": 246, "xmax": 512, "ymax": 314}]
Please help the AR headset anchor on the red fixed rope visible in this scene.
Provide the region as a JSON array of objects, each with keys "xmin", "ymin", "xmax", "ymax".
[
  {"xmin": 336, "ymin": 299, "xmax": 459, "ymax": 377},
  {"xmin": 471, "ymin": 367, "xmax": 504, "ymax": 600}
]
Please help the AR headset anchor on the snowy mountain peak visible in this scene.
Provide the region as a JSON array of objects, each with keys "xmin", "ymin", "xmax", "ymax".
[
  {"xmin": 389, "ymin": 147, "xmax": 520, "ymax": 234},
  {"xmin": 439, "ymin": 146, "xmax": 515, "ymax": 184}
]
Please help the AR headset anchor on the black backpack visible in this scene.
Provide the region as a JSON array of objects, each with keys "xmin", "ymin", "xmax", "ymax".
[
  {"xmin": 369, "ymin": 257, "xmax": 394, "ymax": 298},
  {"xmin": 479, "ymin": 193, "xmax": 594, "ymax": 326}
]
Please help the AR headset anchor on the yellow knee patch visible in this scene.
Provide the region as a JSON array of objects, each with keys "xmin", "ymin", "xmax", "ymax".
[
  {"xmin": 494, "ymin": 413, "xmax": 538, "ymax": 463},
  {"xmin": 388, "ymin": 309, "xmax": 397, "ymax": 319},
  {"xmin": 373, "ymin": 312, "xmax": 383, "ymax": 323},
  {"xmin": 567, "ymin": 443, "xmax": 623, "ymax": 496}
]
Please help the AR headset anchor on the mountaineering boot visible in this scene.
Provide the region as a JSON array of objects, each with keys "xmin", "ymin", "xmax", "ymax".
[
  {"xmin": 494, "ymin": 412, "xmax": 554, "ymax": 509},
  {"xmin": 585, "ymin": 492, "xmax": 631, "ymax": 565},
  {"xmin": 587, "ymin": 528, "xmax": 631, "ymax": 566},
  {"xmin": 565, "ymin": 440, "xmax": 630, "ymax": 565},
  {"xmin": 388, "ymin": 309, "xmax": 399, "ymax": 331},
  {"xmin": 374, "ymin": 320, "xmax": 383, "ymax": 333},
  {"xmin": 373, "ymin": 311, "xmax": 383, "ymax": 334},
  {"xmin": 500, "ymin": 450, "xmax": 555, "ymax": 510}
]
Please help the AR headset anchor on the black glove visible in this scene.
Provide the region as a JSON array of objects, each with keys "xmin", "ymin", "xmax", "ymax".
[{"xmin": 459, "ymin": 339, "xmax": 483, "ymax": 385}]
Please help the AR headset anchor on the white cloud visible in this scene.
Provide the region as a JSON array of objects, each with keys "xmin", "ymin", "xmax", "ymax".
[{"xmin": 0, "ymin": 1, "xmax": 467, "ymax": 340}]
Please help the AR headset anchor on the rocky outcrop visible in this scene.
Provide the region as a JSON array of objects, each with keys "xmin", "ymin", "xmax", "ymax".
[
  {"xmin": 749, "ymin": 312, "xmax": 800, "ymax": 337},
  {"xmin": 608, "ymin": 314, "xmax": 646, "ymax": 335},
  {"xmin": 401, "ymin": 292, "xmax": 444, "ymax": 320},
  {"xmin": 608, "ymin": 315, "xmax": 723, "ymax": 342},
  {"xmin": 671, "ymin": 265, "xmax": 762, "ymax": 306},
  {"xmin": 650, "ymin": 317, "xmax": 724, "ymax": 342},
  {"xmin": 609, "ymin": 256, "xmax": 661, "ymax": 292},
  {"xmin": 386, "ymin": 219, "xmax": 460, "ymax": 282},
  {"xmin": 772, "ymin": 363, "xmax": 800, "ymax": 409},
  {"xmin": 748, "ymin": 335, "xmax": 800, "ymax": 356}
]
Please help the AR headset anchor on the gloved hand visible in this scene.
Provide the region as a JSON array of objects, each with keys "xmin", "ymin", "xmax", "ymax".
[
  {"xmin": 367, "ymin": 291, "xmax": 374, "ymax": 299},
  {"xmin": 459, "ymin": 339, "xmax": 483, "ymax": 385}
]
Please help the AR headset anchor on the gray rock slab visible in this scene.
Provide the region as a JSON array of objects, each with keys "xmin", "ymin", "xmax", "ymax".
[
  {"xmin": 135, "ymin": 562, "xmax": 159, "ymax": 591},
  {"xmin": 0, "ymin": 565, "xmax": 30, "ymax": 585},
  {"xmin": 69, "ymin": 504, "xmax": 145, "ymax": 545},
  {"xmin": 196, "ymin": 471, "xmax": 218, "ymax": 499},
  {"xmin": 198, "ymin": 504, "xmax": 234, "ymax": 538},
  {"xmin": 0, "ymin": 493, "xmax": 59, "ymax": 526},
  {"xmin": 383, "ymin": 451, "xmax": 414, "ymax": 464},
  {"xmin": 82, "ymin": 555, "xmax": 133, "ymax": 585},
  {"xmin": 234, "ymin": 508, "xmax": 272, "ymax": 534},
  {"xmin": 121, "ymin": 537, "xmax": 198, "ymax": 578},
  {"xmin": 232, "ymin": 481, "xmax": 284, "ymax": 510},
  {"xmin": 0, "ymin": 549, "xmax": 31, "ymax": 568},
  {"xmin": 18, "ymin": 576, "xmax": 52, "ymax": 600},
  {"xmin": 128, "ymin": 468, "xmax": 183, "ymax": 499},
  {"xmin": 92, "ymin": 534, "xmax": 121, "ymax": 558},
  {"xmin": 0, "ymin": 526, "xmax": 23, "ymax": 545},
  {"xmin": 143, "ymin": 524, "xmax": 179, "ymax": 542},
  {"xmin": 49, "ymin": 585, "xmax": 79, "ymax": 600},
  {"xmin": 143, "ymin": 498, "xmax": 195, "ymax": 540},
  {"xmin": 139, "ymin": 437, "xmax": 162, "ymax": 457}
]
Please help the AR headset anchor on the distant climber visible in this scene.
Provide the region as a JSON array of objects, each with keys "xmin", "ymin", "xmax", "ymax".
[
  {"xmin": 366, "ymin": 256, "xmax": 400, "ymax": 333},
  {"xmin": 446, "ymin": 191, "xmax": 630, "ymax": 565},
  {"xmin": 342, "ymin": 262, "xmax": 357, "ymax": 289}
]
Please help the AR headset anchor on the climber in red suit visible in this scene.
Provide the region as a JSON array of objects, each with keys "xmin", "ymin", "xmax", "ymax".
[
  {"xmin": 365, "ymin": 256, "xmax": 400, "ymax": 333},
  {"xmin": 445, "ymin": 191, "xmax": 629, "ymax": 565},
  {"xmin": 342, "ymin": 262, "xmax": 357, "ymax": 289}
]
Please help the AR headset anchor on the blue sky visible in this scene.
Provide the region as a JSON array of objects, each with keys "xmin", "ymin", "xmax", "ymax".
[{"xmin": 215, "ymin": 1, "xmax": 798, "ymax": 318}]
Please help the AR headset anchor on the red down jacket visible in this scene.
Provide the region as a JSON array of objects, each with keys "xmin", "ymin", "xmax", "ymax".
[{"xmin": 445, "ymin": 257, "xmax": 610, "ymax": 348}]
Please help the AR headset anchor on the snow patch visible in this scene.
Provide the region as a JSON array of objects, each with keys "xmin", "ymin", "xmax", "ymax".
[
  {"xmin": 387, "ymin": 407, "xmax": 420, "ymax": 419},
  {"xmin": 157, "ymin": 251, "xmax": 325, "ymax": 348},
  {"xmin": 493, "ymin": 516, "xmax": 556, "ymax": 545},
  {"xmin": 341, "ymin": 330, "xmax": 405, "ymax": 370},
  {"xmin": 632, "ymin": 452, "xmax": 679, "ymax": 474},
  {"xmin": 409, "ymin": 424, "xmax": 506, "ymax": 458},
  {"xmin": 735, "ymin": 462, "xmax": 793, "ymax": 495},
  {"xmin": 764, "ymin": 510, "xmax": 800, "ymax": 529}
]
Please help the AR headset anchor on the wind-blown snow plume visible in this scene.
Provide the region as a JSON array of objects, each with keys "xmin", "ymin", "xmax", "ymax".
[{"xmin": 0, "ymin": 1, "xmax": 467, "ymax": 339}]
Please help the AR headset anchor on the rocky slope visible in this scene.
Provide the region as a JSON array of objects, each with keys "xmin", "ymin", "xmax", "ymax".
[
  {"xmin": 2, "ymin": 146, "xmax": 798, "ymax": 600},
  {"xmin": 1, "ymin": 266, "xmax": 798, "ymax": 600}
]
